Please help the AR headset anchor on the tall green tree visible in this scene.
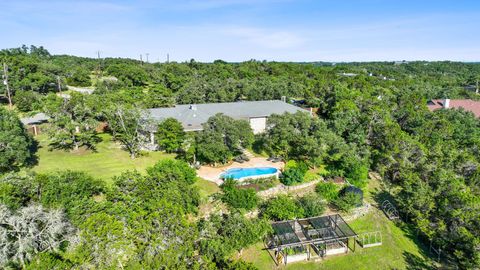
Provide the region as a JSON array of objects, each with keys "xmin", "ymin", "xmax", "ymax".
[
  {"xmin": 0, "ymin": 107, "xmax": 33, "ymax": 172},
  {"xmin": 155, "ymin": 118, "xmax": 185, "ymax": 153},
  {"xmin": 196, "ymin": 114, "xmax": 254, "ymax": 164},
  {"xmin": 45, "ymin": 93, "xmax": 100, "ymax": 151},
  {"xmin": 105, "ymin": 105, "xmax": 151, "ymax": 159}
]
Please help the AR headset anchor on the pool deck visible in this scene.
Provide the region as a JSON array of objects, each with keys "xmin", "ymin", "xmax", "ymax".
[{"xmin": 197, "ymin": 157, "xmax": 285, "ymax": 185}]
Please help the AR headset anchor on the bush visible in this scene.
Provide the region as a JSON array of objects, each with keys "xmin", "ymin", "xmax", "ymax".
[
  {"xmin": 280, "ymin": 167, "xmax": 305, "ymax": 186},
  {"xmin": 13, "ymin": 90, "xmax": 41, "ymax": 112},
  {"xmin": 297, "ymin": 193, "xmax": 326, "ymax": 217},
  {"xmin": 333, "ymin": 192, "xmax": 362, "ymax": 213},
  {"xmin": 221, "ymin": 179, "xmax": 259, "ymax": 210},
  {"xmin": 345, "ymin": 163, "xmax": 369, "ymax": 188},
  {"xmin": 303, "ymin": 171, "xmax": 319, "ymax": 182},
  {"xmin": 315, "ymin": 181, "xmax": 339, "ymax": 202},
  {"xmin": 284, "ymin": 160, "xmax": 308, "ymax": 173},
  {"xmin": 261, "ymin": 195, "xmax": 304, "ymax": 221}
]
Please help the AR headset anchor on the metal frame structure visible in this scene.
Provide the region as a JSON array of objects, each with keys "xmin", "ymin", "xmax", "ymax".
[
  {"xmin": 381, "ymin": 200, "xmax": 400, "ymax": 220},
  {"xmin": 266, "ymin": 214, "xmax": 358, "ymax": 265}
]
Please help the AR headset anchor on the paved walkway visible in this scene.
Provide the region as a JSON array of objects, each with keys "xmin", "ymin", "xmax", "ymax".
[{"xmin": 197, "ymin": 157, "xmax": 284, "ymax": 185}]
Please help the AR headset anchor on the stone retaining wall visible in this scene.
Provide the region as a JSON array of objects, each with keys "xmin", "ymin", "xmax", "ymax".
[{"xmin": 258, "ymin": 179, "xmax": 321, "ymax": 198}]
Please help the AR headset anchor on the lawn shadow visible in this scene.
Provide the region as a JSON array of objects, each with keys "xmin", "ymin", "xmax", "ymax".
[
  {"xmin": 403, "ymin": 251, "xmax": 434, "ymax": 270},
  {"xmin": 26, "ymin": 137, "xmax": 39, "ymax": 167}
]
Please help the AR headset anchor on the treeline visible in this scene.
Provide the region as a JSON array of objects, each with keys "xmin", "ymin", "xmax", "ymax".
[
  {"xmin": 1, "ymin": 46, "xmax": 480, "ymax": 112},
  {"xmin": 1, "ymin": 46, "xmax": 480, "ymax": 269}
]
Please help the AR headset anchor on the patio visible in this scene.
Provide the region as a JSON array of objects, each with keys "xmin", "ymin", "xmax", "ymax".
[{"xmin": 197, "ymin": 157, "xmax": 284, "ymax": 185}]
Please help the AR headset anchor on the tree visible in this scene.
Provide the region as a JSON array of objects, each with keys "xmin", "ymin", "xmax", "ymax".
[
  {"xmin": 45, "ymin": 93, "xmax": 100, "ymax": 151},
  {"xmin": 13, "ymin": 90, "xmax": 41, "ymax": 112},
  {"xmin": 280, "ymin": 167, "xmax": 305, "ymax": 186},
  {"xmin": 105, "ymin": 105, "xmax": 151, "ymax": 158},
  {"xmin": 220, "ymin": 179, "xmax": 259, "ymax": 210},
  {"xmin": 35, "ymin": 171, "xmax": 105, "ymax": 222},
  {"xmin": 315, "ymin": 181, "xmax": 339, "ymax": 202},
  {"xmin": 261, "ymin": 195, "xmax": 304, "ymax": 221},
  {"xmin": 196, "ymin": 114, "xmax": 254, "ymax": 164},
  {"xmin": 0, "ymin": 107, "xmax": 33, "ymax": 172},
  {"xmin": 66, "ymin": 67, "xmax": 91, "ymax": 87},
  {"xmin": 297, "ymin": 192, "xmax": 326, "ymax": 217},
  {"xmin": 156, "ymin": 118, "xmax": 185, "ymax": 153},
  {"xmin": 198, "ymin": 212, "xmax": 271, "ymax": 263},
  {"xmin": 0, "ymin": 204, "xmax": 75, "ymax": 268}
]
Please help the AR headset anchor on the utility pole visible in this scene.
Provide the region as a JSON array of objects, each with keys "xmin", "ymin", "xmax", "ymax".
[
  {"xmin": 2, "ymin": 62, "xmax": 12, "ymax": 108},
  {"xmin": 56, "ymin": 75, "xmax": 62, "ymax": 92},
  {"xmin": 96, "ymin": 50, "xmax": 102, "ymax": 78},
  {"xmin": 166, "ymin": 53, "xmax": 169, "ymax": 63},
  {"xmin": 145, "ymin": 53, "xmax": 149, "ymax": 63},
  {"xmin": 140, "ymin": 54, "xmax": 143, "ymax": 64}
]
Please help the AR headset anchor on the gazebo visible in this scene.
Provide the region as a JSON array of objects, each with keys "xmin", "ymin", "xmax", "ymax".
[{"xmin": 266, "ymin": 214, "xmax": 358, "ymax": 265}]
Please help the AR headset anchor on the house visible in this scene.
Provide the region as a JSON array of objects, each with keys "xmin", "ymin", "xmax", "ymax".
[
  {"xmin": 147, "ymin": 100, "xmax": 308, "ymax": 134},
  {"xmin": 145, "ymin": 100, "xmax": 308, "ymax": 147},
  {"xmin": 20, "ymin": 112, "xmax": 50, "ymax": 136},
  {"xmin": 427, "ymin": 99, "xmax": 480, "ymax": 118}
]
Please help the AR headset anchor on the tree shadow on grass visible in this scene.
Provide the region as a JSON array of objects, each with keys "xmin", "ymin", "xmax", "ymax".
[
  {"xmin": 25, "ymin": 137, "xmax": 39, "ymax": 167},
  {"xmin": 403, "ymin": 251, "xmax": 434, "ymax": 270}
]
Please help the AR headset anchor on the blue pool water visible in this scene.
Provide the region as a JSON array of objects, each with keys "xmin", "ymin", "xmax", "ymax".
[{"xmin": 221, "ymin": 167, "xmax": 278, "ymax": 180}]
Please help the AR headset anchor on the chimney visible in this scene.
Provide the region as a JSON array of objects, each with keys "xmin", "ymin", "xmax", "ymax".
[
  {"xmin": 443, "ymin": 99, "xmax": 450, "ymax": 108},
  {"xmin": 281, "ymin": 96, "xmax": 286, "ymax": 103}
]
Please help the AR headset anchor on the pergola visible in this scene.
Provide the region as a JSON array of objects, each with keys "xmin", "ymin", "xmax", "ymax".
[{"xmin": 266, "ymin": 214, "xmax": 358, "ymax": 265}]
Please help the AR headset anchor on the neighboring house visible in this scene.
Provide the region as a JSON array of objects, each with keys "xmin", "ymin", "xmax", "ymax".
[
  {"xmin": 145, "ymin": 100, "xmax": 309, "ymax": 147},
  {"xmin": 427, "ymin": 99, "xmax": 480, "ymax": 118},
  {"xmin": 20, "ymin": 112, "xmax": 50, "ymax": 136}
]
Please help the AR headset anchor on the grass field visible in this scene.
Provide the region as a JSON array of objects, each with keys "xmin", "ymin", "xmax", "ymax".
[
  {"xmin": 32, "ymin": 133, "xmax": 175, "ymax": 183},
  {"xmin": 238, "ymin": 178, "xmax": 434, "ymax": 270}
]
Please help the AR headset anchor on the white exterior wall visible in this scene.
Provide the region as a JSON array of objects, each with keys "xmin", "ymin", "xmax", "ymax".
[{"xmin": 249, "ymin": 117, "xmax": 267, "ymax": 134}]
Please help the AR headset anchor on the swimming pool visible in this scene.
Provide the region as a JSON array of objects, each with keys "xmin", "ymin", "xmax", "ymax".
[{"xmin": 221, "ymin": 167, "xmax": 278, "ymax": 181}]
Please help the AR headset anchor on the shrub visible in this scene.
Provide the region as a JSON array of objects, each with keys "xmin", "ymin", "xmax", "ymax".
[
  {"xmin": 221, "ymin": 179, "xmax": 259, "ymax": 210},
  {"xmin": 345, "ymin": 163, "xmax": 369, "ymax": 188},
  {"xmin": 297, "ymin": 193, "xmax": 326, "ymax": 217},
  {"xmin": 333, "ymin": 192, "xmax": 362, "ymax": 213},
  {"xmin": 285, "ymin": 160, "xmax": 308, "ymax": 174},
  {"xmin": 315, "ymin": 181, "xmax": 339, "ymax": 202},
  {"xmin": 280, "ymin": 167, "xmax": 305, "ymax": 186},
  {"xmin": 261, "ymin": 195, "xmax": 304, "ymax": 221},
  {"xmin": 13, "ymin": 90, "xmax": 41, "ymax": 112},
  {"xmin": 303, "ymin": 171, "xmax": 319, "ymax": 182}
]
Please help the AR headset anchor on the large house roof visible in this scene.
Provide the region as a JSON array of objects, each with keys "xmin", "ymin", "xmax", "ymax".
[
  {"xmin": 427, "ymin": 99, "xmax": 480, "ymax": 118},
  {"xmin": 147, "ymin": 100, "xmax": 308, "ymax": 131}
]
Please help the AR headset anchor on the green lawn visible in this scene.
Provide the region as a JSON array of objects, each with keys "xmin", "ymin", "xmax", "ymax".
[
  {"xmin": 195, "ymin": 177, "xmax": 221, "ymax": 199},
  {"xmin": 32, "ymin": 133, "xmax": 175, "ymax": 183}
]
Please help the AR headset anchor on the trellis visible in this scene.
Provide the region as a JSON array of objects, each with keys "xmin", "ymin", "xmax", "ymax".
[
  {"xmin": 357, "ymin": 231, "xmax": 382, "ymax": 248},
  {"xmin": 381, "ymin": 200, "xmax": 400, "ymax": 220}
]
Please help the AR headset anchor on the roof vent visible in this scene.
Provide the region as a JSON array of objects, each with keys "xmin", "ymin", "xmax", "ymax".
[{"xmin": 189, "ymin": 105, "xmax": 197, "ymax": 111}]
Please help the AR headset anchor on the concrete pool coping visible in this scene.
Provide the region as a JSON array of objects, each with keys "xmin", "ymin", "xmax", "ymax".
[{"xmin": 197, "ymin": 157, "xmax": 285, "ymax": 185}]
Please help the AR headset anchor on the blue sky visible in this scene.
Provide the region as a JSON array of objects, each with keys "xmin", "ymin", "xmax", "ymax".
[{"xmin": 1, "ymin": 0, "xmax": 479, "ymax": 62}]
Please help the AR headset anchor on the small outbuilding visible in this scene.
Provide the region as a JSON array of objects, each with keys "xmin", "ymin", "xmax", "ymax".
[
  {"xmin": 266, "ymin": 214, "xmax": 358, "ymax": 265},
  {"xmin": 20, "ymin": 112, "xmax": 50, "ymax": 136}
]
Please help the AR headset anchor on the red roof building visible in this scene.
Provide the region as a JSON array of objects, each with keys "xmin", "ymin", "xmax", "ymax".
[{"xmin": 427, "ymin": 99, "xmax": 480, "ymax": 118}]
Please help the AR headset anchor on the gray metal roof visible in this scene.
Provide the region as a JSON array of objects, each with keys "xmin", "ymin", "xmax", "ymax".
[
  {"xmin": 20, "ymin": 113, "xmax": 50, "ymax": 125},
  {"xmin": 147, "ymin": 100, "xmax": 308, "ymax": 131}
]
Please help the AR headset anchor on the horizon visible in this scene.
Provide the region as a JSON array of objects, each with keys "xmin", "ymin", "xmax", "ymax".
[{"xmin": 1, "ymin": 0, "xmax": 480, "ymax": 62}]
